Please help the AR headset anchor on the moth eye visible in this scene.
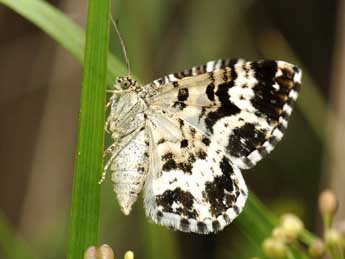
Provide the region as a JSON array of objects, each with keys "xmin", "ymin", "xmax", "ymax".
[{"xmin": 122, "ymin": 81, "xmax": 130, "ymax": 89}]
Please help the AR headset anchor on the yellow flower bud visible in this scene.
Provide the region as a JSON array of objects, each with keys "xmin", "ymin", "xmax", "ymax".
[
  {"xmin": 280, "ymin": 214, "xmax": 304, "ymax": 241},
  {"xmin": 262, "ymin": 238, "xmax": 288, "ymax": 259},
  {"xmin": 124, "ymin": 250, "xmax": 134, "ymax": 259}
]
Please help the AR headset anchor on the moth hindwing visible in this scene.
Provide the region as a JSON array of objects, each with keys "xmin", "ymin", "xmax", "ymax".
[{"xmin": 103, "ymin": 59, "xmax": 302, "ymax": 234}]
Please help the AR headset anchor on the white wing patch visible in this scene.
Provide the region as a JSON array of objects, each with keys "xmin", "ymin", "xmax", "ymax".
[
  {"xmin": 144, "ymin": 110, "xmax": 247, "ymax": 233},
  {"xmin": 105, "ymin": 59, "xmax": 302, "ymax": 234}
]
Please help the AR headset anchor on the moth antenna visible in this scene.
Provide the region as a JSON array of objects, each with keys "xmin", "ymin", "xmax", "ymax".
[{"xmin": 110, "ymin": 14, "xmax": 131, "ymax": 76}]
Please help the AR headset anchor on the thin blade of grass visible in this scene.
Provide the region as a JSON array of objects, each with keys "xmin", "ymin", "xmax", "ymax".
[
  {"xmin": 139, "ymin": 207, "xmax": 180, "ymax": 259},
  {"xmin": 0, "ymin": 0, "xmax": 125, "ymax": 85},
  {"xmin": 67, "ymin": 0, "xmax": 110, "ymax": 258},
  {"xmin": 0, "ymin": 211, "xmax": 38, "ymax": 259}
]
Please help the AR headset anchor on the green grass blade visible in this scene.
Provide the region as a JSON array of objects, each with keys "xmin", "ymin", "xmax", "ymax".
[
  {"xmin": 0, "ymin": 211, "xmax": 38, "ymax": 259},
  {"xmin": 67, "ymin": 0, "xmax": 110, "ymax": 258},
  {"xmin": 139, "ymin": 207, "xmax": 179, "ymax": 259},
  {"xmin": 237, "ymin": 194, "xmax": 277, "ymax": 241},
  {"xmin": 0, "ymin": 0, "xmax": 125, "ymax": 85},
  {"xmin": 0, "ymin": 0, "xmax": 84, "ymax": 61}
]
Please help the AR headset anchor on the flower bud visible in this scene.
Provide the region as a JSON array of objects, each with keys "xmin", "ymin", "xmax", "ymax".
[
  {"xmin": 84, "ymin": 244, "xmax": 114, "ymax": 259},
  {"xmin": 318, "ymin": 190, "xmax": 338, "ymax": 216},
  {"xmin": 272, "ymin": 227, "xmax": 287, "ymax": 241},
  {"xmin": 262, "ymin": 238, "xmax": 288, "ymax": 259},
  {"xmin": 280, "ymin": 214, "xmax": 304, "ymax": 241},
  {"xmin": 98, "ymin": 245, "xmax": 114, "ymax": 259},
  {"xmin": 124, "ymin": 250, "xmax": 134, "ymax": 259},
  {"xmin": 84, "ymin": 246, "xmax": 97, "ymax": 259},
  {"xmin": 308, "ymin": 239, "xmax": 325, "ymax": 257}
]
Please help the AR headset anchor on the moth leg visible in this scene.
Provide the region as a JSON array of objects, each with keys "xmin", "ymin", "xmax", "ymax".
[
  {"xmin": 103, "ymin": 142, "xmax": 119, "ymax": 157},
  {"xmin": 104, "ymin": 116, "xmax": 118, "ymax": 134},
  {"xmin": 99, "ymin": 145, "xmax": 122, "ymax": 184},
  {"xmin": 106, "ymin": 94, "xmax": 116, "ymax": 108},
  {"xmin": 104, "ymin": 116, "xmax": 113, "ymax": 134},
  {"xmin": 105, "ymin": 91, "xmax": 125, "ymax": 133}
]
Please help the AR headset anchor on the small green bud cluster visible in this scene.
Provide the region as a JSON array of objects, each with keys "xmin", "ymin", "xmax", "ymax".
[
  {"xmin": 262, "ymin": 213, "xmax": 304, "ymax": 259},
  {"xmin": 261, "ymin": 189, "xmax": 344, "ymax": 259}
]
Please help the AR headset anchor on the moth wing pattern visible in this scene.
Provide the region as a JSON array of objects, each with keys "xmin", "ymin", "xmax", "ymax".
[
  {"xmin": 146, "ymin": 59, "xmax": 302, "ymax": 169},
  {"xmin": 106, "ymin": 57, "xmax": 302, "ymax": 234},
  {"xmin": 144, "ymin": 109, "xmax": 248, "ymax": 234}
]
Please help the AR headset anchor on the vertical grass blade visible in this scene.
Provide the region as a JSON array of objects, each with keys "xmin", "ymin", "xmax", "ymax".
[
  {"xmin": 0, "ymin": 211, "xmax": 38, "ymax": 259},
  {"xmin": 67, "ymin": 0, "xmax": 110, "ymax": 258}
]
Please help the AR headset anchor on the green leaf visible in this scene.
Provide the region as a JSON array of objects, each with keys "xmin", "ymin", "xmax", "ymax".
[
  {"xmin": 67, "ymin": 0, "xmax": 110, "ymax": 258},
  {"xmin": 237, "ymin": 194, "xmax": 277, "ymax": 241}
]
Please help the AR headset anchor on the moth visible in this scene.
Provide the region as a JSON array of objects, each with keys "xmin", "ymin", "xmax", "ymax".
[{"xmin": 101, "ymin": 21, "xmax": 302, "ymax": 234}]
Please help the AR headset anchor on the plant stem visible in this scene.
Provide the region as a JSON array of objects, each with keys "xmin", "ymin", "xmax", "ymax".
[{"xmin": 67, "ymin": 0, "xmax": 110, "ymax": 258}]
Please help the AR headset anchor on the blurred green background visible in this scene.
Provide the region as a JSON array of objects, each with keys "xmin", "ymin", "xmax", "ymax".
[{"xmin": 0, "ymin": 0, "xmax": 344, "ymax": 258}]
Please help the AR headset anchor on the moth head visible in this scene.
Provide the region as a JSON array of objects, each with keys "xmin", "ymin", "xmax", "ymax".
[{"xmin": 115, "ymin": 76, "xmax": 137, "ymax": 90}]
